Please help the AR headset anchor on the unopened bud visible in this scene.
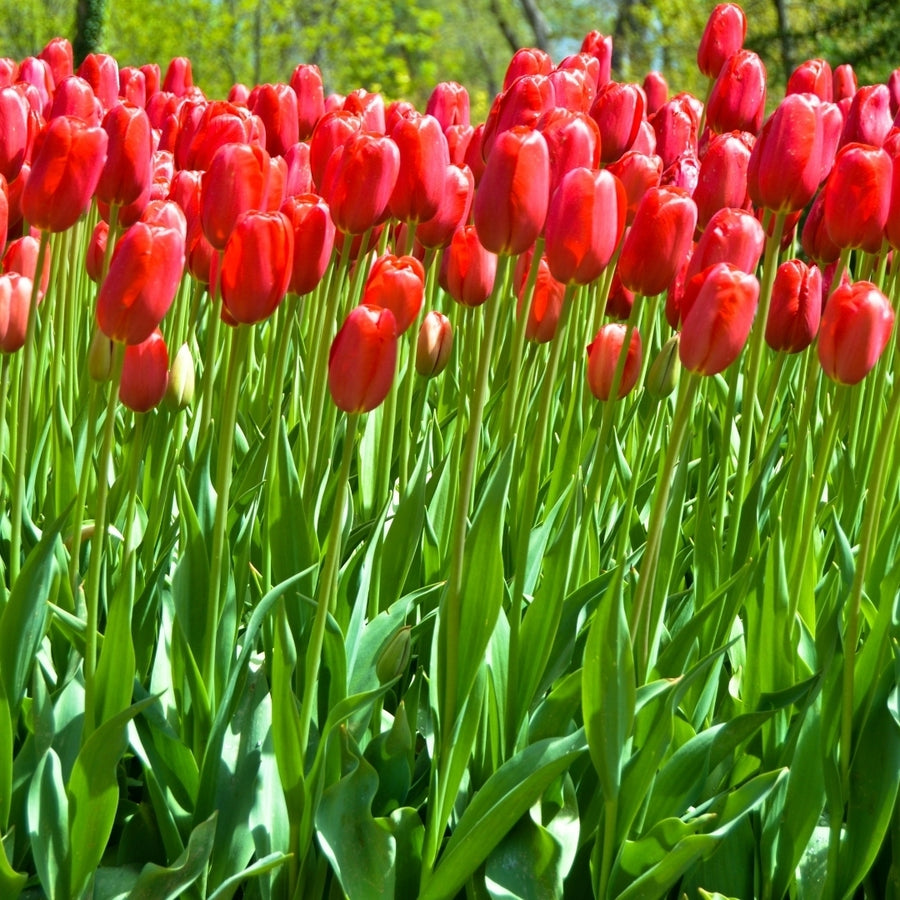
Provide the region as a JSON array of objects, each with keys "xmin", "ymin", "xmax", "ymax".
[
  {"xmin": 375, "ymin": 626, "xmax": 411, "ymax": 684},
  {"xmin": 647, "ymin": 334, "xmax": 681, "ymax": 398},
  {"xmin": 415, "ymin": 310, "xmax": 452, "ymax": 377},
  {"xmin": 88, "ymin": 328, "xmax": 115, "ymax": 381},
  {"xmin": 165, "ymin": 342, "xmax": 195, "ymax": 409}
]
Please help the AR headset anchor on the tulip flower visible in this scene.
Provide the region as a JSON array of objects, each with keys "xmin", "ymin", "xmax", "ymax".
[
  {"xmin": 800, "ymin": 191, "xmax": 841, "ymax": 265},
  {"xmin": 96, "ymin": 220, "xmax": 186, "ymax": 345},
  {"xmin": 165, "ymin": 342, "xmax": 195, "ymax": 410},
  {"xmin": 586, "ymin": 324, "xmax": 642, "ymax": 400},
  {"xmin": 321, "ymin": 130, "xmax": 400, "ymax": 235},
  {"xmin": 463, "ymin": 123, "xmax": 487, "ymax": 186},
  {"xmin": 342, "ymin": 89, "xmax": 385, "ymax": 133},
  {"xmin": 660, "ymin": 151, "xmax": 700, "ymax": 194},
  {"xmin": 362, "ymin": 253, "xmax": 425, "ymax": 334},
  {"xmin": 249, "ymin": 82, "xmax": 299, "ymax": 158},
  {"xmin": 706, "ymin": 50, "xmax": 767, "ymax": 135},
  {"xmin": 389, "ymin": 112, "xmax": 450, "ymax": 223},
  {"xmin": 607, "ymin": 151, "xmax": 663, "ymax": 225},
  {"xmin": 557, "ymin": 53, "xmax": 602, "ymax": 96},
  {"xmin": 96, "ymin": 102, "xmax": 154, "ymax": 208},
  {"xmin": 822, "ymin": 143, "xmax": 891, "ymax": 253},
  {"xmin": 481, "ymin": 74, "xmax": 554, "ymax": 159},
  {"xmin": 516, "ymin": 250, "xmax": 566, "ymax": 343},
  {"xmin": 685, "ymin": 207, "xmax": 765, "ymax": 282},
  {"xmin": 162, "ymin": 57, "xmax": 193, "ymax": 96},
  {"xmin": 18, "ymin": 57, "xmax": 54, "ymax": 117},
  {"xmin": 544, "ymin": 167, "xmax": 626, "ymax": 285},
  {"xmin": 200, "ymin": 141, "xmax": 270, "ymax": 250},
  {"xmin": 888, "ymin": 69, "xmax": 900, "ymax": 118},
  {"xmin": 606, "ymin": 269, "xmax": 635, "ymax": 320},
  {"xmin": 0, "ymin": 272, "xmax": 32, "ymax": 353},
  {"xmin": 818, "ymin": 281, "xmax": 894, "ymax": 384},
  {"xmin": 85, "ymin": 220, "xmax": 108, "ymax": 283},
  {"xmin": 77, "ymin": 52, "xmax": 119, "ymax": 111},
  {"xmin": 328, "ymin": 304, "xmax": 398, "ymax": 413},
  {"xmin": 219, "ymin": 210, "xmax": 294, "ymax": 325},
  {"xmin": 786, "ymin": 58, "xmax": 833, "ymax": 101},
  {"xmin": 765, "ymin": 259, "xmax": 822, "ymax": 353},
  {"xmin": 290, "ymin": 63, "xmax": 325, "ymax": 140},
  {"xmin": 49, "ymin": 75, "xmax": 102, "ymax": 125},
  {"xmin": 0, "ymin": 176, "xmax": 7, "ymax": 257},
  {"xmin": 503, "ymin": 47, "xmax": 553, "ymax": 91},
  {"xmin": 416, "ymin": 310, "xmax": 453, "ymax": 377},
  {"xmin": 536, "ymin": 107, "xmax": 602, "ymax": 202},
  {"xmin": 119, "ymin": 66, "xmax": 147, "ymax": 107},
  {"xmin": 416, "ymin": 164, "xmax": 474, "ymax": 249},
  {"xmin": 643, "ymin": 71, "xmax": 668, "ymax": 115},
  {"xmin": 590, "ymin": 82, "xmax": 645, "ymax": 164},
  {"xmin": 580, "ymin": 31, "xmax": 613, "ymax": 86},
  {"xmin": 473, "ymin": 125, "xmax": 549, "ymax": 256},
  {"xmin": 445, "ymin": 124, "xmax": 474, "ymax": 167},
  {"xmin": 440, "ymin": 224, "xmax": 497, "ymax": 307},
  {"xmin": 547, "ymin": 67, "xmax": 594, "ymax": 113},
  {"xmin": 119, "ymin": 328, "xmax": 169, "ymax": 413},
  {"xmin": 832, "ymin": 64, "xmax": 857, "ymax": 101},
  {"xmin": 747, "ymin": 93, "xmax": 827, "ymax": 214},
  {"xmin": 618, "ymin": 185, "xmax": 697, "ymax": 297},
  {"xmin": 23, "ymin": 115, "xmax": 108, "ymax": 233},
  {"xmin": 679, "ymin": 262, "xmax": 759, "ymax": 376},
  {"xmin": 697, "ymin": 3, "xmax": 747, "ymax": 79},
  {"xmin": 838, "ymin": 84, "xmax": 892, "ymax": 149},
  {"xmin": 3, "ymin": 234, "xmax": 51, "ymax": 299},
  {"xmin": 38, "ymin": 36, "xmax": 74, "ymax": 86},
  {"xmin": 427, "ymin": 81, "xmax": 470, "ymax": 130},
  {"xmin": 694, "ymin": 131, "xmax": 753, "ymax": 229},
  {"xmin": 649, "ymin": 94, "xmax": 700, "ymax": 168},
  {"xmin": 280, "ymin": 193, "xmax": 335, "ymax": 296}
]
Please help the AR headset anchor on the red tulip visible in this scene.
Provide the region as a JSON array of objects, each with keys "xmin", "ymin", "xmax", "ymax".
[
  {"xmin": 694, "ymin": 130, "xmax": 753, "ymax": 229},
  {"xmin": 618, "ymin": 185, "xmax": 697, "ymax": 296},
  {"xmin": 290, "ymin": 63, "xmax": 325, "ymax": 140},
  {"xmin": 120, "ymin": 328, "xmax": 169, "ymax": 413},
  {"xmin": 679, "ymin": 262, "xmax": 759, "ymax": 375},
  {"xmin": 180, "ymin": 101, "xmax": 259, "ymax": 171},
  {"xmin": 38, "ymin": 37, "xmax": 74, "ymax": 87},
  {"xmin": 580, "ymin": 32, "xmax": 613, "ymax": 87},
  {"xmin": 660, "ymin": 150, "xmax": 700, "ymax": 195},
  {"xmin": 140, "ymin": 63, "xmax": 161, "ymax": 97},
  {"xmin": 482, "ymin": 74, "xmax": 554, "ymax": 160},
  {"xmin": 765, "ymin": 259, "xmax": 822, "ymax": 353},
  {"xmin": 328, "ymin": 304, "xmax": 398, "ymax": 413},
  {"xmin": 49, "ymin": 75, "xmax": 102, "ymax": 125},
  {"xmin": 697, "ymin": 3, "xmax": 747, "ymax": 79},
  {"xmin": 342, "ymin": 89, "xmax": 385, "ymax": 133},
  {"xmin": 23, "ymin": 115, "xmax": 107, "ymax": 233},
  {"xmin": 747, "ymin": 93, "xmax": 827, "ymax": 214},
  {"xmin": 473, "ymin": 125, "xmax": 549, "ymax": 256},
  {"xmin": 545, "ymin": 167, "xmax": 626, "ymax": 285},
  {"xmin": 309, "ymin": 109, "xmax": 363, "ymax": 190},
  {"xmin": 426, "ymin": 81, "xmax": 470, "ymax": 130},
  {"xmin": 162, "ymin": 57, "xmax": 193, "ymax": 97},
  {"xmin": 445, "ymin": 124, "xmax": 474, "ymax": 167},
  {"xmin": 219, "ymin": 210, "xmax": 293, "ymax": 325},
  {"xmin": 516, "ymin": 250, "xmax": 566, "ymax": 343},
  {"xmin": 463, "ymin": 122, "xmax": 487, "ymax": 186},
  {"xmin": 800, "ymin": 190, "xmax": 841, "ymax": 265},
  {"xmin": 251, "ymin": 82, "xmax": 300, "ymax": 158},
  {"xmin": 706, "ymin": 50, "xmax": 767, "ymax": 135},
  {"xmin": 3, "ymin": 234, "xmax": 51, "ymax": 299},
  {"xmin": 586, "ymin": 323, "xmax": 642, "ymax": 400},
  {"xmin": 280, "ymin": 193, "xmax": 335, "ymax": 296},
  {"xmin": 786, "ymin": 59, "xmax": 833, "ymax": 101},
  {"xmin": 686, "ymin": 208, "xmax": 765, "ymax": 283},
  {"xmin": 590, "ymin": 82, "xmax": 645, "ymax": 164},
  {"xmin": 818, "ymin": 281, "xmax": 894, "ymax": 384},
  {"xmin": 888, "ymin": 69, "xmax": 900, "ymax": 118},
  {"xmin": 389, "ymin": 112, "xmax": 450, "ymax": 223},
  {"xmin": 85, "ymin": 219, "xmax": 108, "ymax": 283},
  {"xmin": 0, "ymin": 272, "xmax": 32, "ymax": 353},
  {"xmin": 0, "ymin": 175, "xmax": 6, "ymax": 253},
  {"xmin": 362, "ymin": 253, "xmax": 425, "ymax": 334},
  {"xmin": 557, "ymin": 53, "xmax": 602, "ymax": 96},
  {"xmin": 503, "ymin": 48, "xmax": 553, "ymax": 91},
  {"xmin": 416, "ymin": 310, "xmax": 453, "ymax": 377},
  {"xmin": 833, "ymin": 64, "xmax": 857, "ymax": 102},
  {"xmin": 0, "ymin": 86, "xmax": 30, "ymax": 182},
  {"xmin": 118, "ymin": 66, "xmax": 147, "ymax": 107},
  {"xmin": 77, "ymin": 53, "xmax": 119, "ymax": 111},
  {"xmin": 649, "ymin": 94, "xmax": 700, "ymax": 168},
  {"xmin": 643, "ymin": 71, "xmax": 668, "ymax": 115},
  {"xmin": 838, "ymin": 84, "xmax": 892, "ymax": 149},
  {"xmin": 440, "ymin": 224, "xmax": 497, "ymax": 307},
  {"xmin": 606, "ymin": 268, "xmax": 635, "ymax": 320},
  {"xmin": 96, "ymin": 102, "xmax": 153, "ymax": 208},
  {"xmin": 97, "ymin": 220, "xmax": 185, "ymax": 344},
  {"xmin": 547, "ymin": 67, "xmax": 594, "ymax": 113},
  {"xmin": 822, "ymin": 143, "xmax": 891, "ymax": 252},
  {"xmin": 536, "ymin": 107, "xmax": 601, "ymax": 202},
  {"xmin": 416, "ymin": 164, "xmax": 474, "ymax": 249},
  {"xmin": 607, "ymin": 151, "xmax": 663, "ymax": 225},
  {"xmin": 200, "ymin": 142, "xmax": 270, "ymax": 250}
]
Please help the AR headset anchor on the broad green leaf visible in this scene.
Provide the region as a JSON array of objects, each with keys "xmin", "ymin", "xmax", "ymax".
[
  {"xmin": 205, "ymin": 852, "xmax": 292, "ymax": 900},
  {"xmin": 27, "ymin": 748, "xmax": 68, "ymax": 900},
  {"xmin": 0, "ymin": 832, "xmax": 26, "ymax": 899},
  {"xmin": 271, "ymin": 602, "xmax": 305, "ymax": 815},
  {"xmin": 129, "ymin": 812, "xmax": 217, "ymax": 899},
  {"xmin": 484, "ymin": 815, "xmax": 566, "ymax": 900},
  {"xmin": 93, "ymin": 575, "xmax": 136, "ymax": 727},
  {"xmin": 421, "ymin": 729, "xmax": 588, "ymax": 900}
]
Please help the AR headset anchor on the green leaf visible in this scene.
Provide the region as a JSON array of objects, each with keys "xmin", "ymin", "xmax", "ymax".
[
  {"xmin": 128, "ymin": 812, "xmax": 218, "ymax": 899},
  {"xmin": 205, "ymin": 852, "xmax": 292, "ymax": 900},
  {"xmin": 484, "ymin": 815, "xmax": 567, "ymax": 900},
  {"xmin": 420, "ymin": 729, "xmax": 588, "ymax": 900},
  {"xmin": 583, "ymin": 578, "xmax": 635, "ymax": 803},
  {"xmin": 93, "ymin": 576, "xmax": 136, "ymax": 727},
  {"xmin": 67, "ymin": 696, "xmax": 156, "ymax": 898},
  {"xmin": 27, "ymin": 749, "xmax": 69, "ymax": 900},
  {"xmin": 0, "ymin": 832, "xmax": 26, "ymax": 899}
]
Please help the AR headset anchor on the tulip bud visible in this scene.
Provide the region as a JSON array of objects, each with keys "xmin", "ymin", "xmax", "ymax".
[
  {"xmin": 440, "ymin": 225, "xmax": 498, "ymax": 307},
  {"xmin": 697, "ymin": 3, "xmax": 747, "ymax": 79},
  {"xmin": 362, "ymin": 254, "xmax": 425, "ymax": 335},
  {"xmin": 545, "ymin": 167, "xmax": 626, "ymax": 285},
  {"xmin": 786, "ymin": 58, "xmax": 833, "ymax": 101},
  {"xmin": 38, "ymin": 36, "xmax": 74, "ymax": 86},
  {"xmin": 77, "ymin": 53, "xmax": 119, "ymax": 112},
  {"xmin": 165, "ymin": 342, "xmax": 195, "ymax": 409},
  {"xmin": 832, "ymin": 64, "xmax": 857, "ymax": 102},
  {"xmin": 706, "ymin": 50, "xmax": 766, "ymax": 135},
  {"xmin": 119, "ymin": 66, "xmax": 147, "ymax": 107},
  {"xmin": 290, "ymin": 63, "xmax": 325, "ymax": 140},
  {"xmin": 220, "ymin": 210, "xmax": 293, "ymax": 325},
  {"xmin": 643, "ymin": 71, "xmax": 668, "ymax": 115},
  {"xmin": 96, "ymin": 102, "xmax": 153, "ymax": 208},
  {"xmin": 586, "ymin": 323, "xmax": 642, "ymax": 400},
  {"xmin": 280, "ymin": 193, "xmax": 335, "ymax": 296},
  {"xmin": 686, "ymin": 207, "xmax": 765, "ymax": 282},
  {"xmin": 679, "ymin": 262, "xmax": 759, "ymax": 376},
  {"xmin": 416, "ymin": 311, "xmax": 453, "ymax": 377},
  {"xmin": 660, "ymin": 151, "xmax": 700, "ymax": 195},
  {"xmin": 473, "ymin": 125, "xmax": 549, "ymax": 256},
  {"xmin": 647, "ymin": 334, "xmax": 681, "ymax": 398},
  {"xmin": 375, "ymin": 626, "xmax": 412, "ymax": 684},
  {"xmin": 800, "ymin": 190, "xmax": 840, "ymax": 265},
  {"xmin": 49, "ymin": 75, "xmax": 101, "ymax": 125},
  {"xmin": 120, "ymin": 328, "xmax": 169, "ymax": 413},
  {"xmin": 0, "ymin": 273, "xmax": 32, "ymax": 353},
  {"xmin": 22, "ymin": 115, "xmax": 108, "ymax": 233},
  {"xmin": 482, "ymin": 74, "xmax": 554, "ymax": 160},
  {"xmin": 515, "ymin": 248, "xmax": 566, "ymax": 344},
  {"xmin": 162, "ymin": 57, "xmax": 193, "ymax": 97},
  {"xmin": 328, "ymin": 304, "xmax": 398, "ymax": 413},
  {"xmin": 618, "ymin": 185, "xmax": 697, "ymax": 296},
  {"xmin": 817, "ymin": 281, "xmax": 894, "ymax": 384},
  {"xmin": 765, "ymin": 259, "xmax": 822, "ymax": 353},
  {"xmin": 590, "ymin": 81, "xmax": 645, "ymax": 165},
  {"xmin": 342, "ymin": 89, "xmax": 385, "ymax": 133}
]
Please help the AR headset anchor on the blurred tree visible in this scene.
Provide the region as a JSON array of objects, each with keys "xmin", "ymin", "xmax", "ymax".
[{"xmin": 73, "ymin": 0, "xmax": 105, "ymax": 63}]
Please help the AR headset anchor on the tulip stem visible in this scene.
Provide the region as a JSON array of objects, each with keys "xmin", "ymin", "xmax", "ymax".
[
  {"xmin": 297, "ymin": 412, "xmax": 359, "ymax": 754},
  {"xmin": 725, "ymin": 211, "xmax": 784, "ymax": 567},
  {"xmin": 68, "ymin": 382, "xmax": 101, "ymax": 602},
  {"xmin": 631, "ymin": 370, "xmax": 700, "ymax": 679},
  {"xmin": 82, "ymin": 340, "xmax": 126, "ymax": 743},
  {"xmin": 8, "ymin": 230, "xmax": 51, "ymax": 588},
  {"xmin": 205, "ymin": 324, "xmax": 249, "ymax": 709},
  {"xmin": 196, "ymin": 252, "xmax": 224, "ymax": 452}
]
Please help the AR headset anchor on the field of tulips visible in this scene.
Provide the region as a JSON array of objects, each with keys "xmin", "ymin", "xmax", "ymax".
[{"xmin": 0, "ymin": 2, "xmax": 899, "ymax": 897}]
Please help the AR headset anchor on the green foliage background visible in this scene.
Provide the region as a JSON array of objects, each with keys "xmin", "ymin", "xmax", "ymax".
[{"xmin": 2, "ymin": 0, "xmax": 898, "ymax": 118}]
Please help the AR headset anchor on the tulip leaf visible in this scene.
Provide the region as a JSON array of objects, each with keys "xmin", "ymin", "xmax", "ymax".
[{"xmin": 27, "ymin": 748, "xmax": 68, "ymax": 900}]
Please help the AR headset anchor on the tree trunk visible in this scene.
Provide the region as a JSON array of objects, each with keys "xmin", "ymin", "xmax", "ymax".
[
  {"xmin": 772, "ymin": 0, "xmax": 793, "ymax": 83},
  {"xmin": 73, "ymin": 0, "xmax": 106, "ymax": 65}
]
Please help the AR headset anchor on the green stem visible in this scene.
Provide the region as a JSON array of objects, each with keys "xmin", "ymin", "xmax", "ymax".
[
  {"xmin": 9, "ymin": 230, "xmax": 51, "ymax": 587},
  {"xmin": 82, "ymin": 340, "xmax": 126, "ymax": 742},
  {"xmin": 196, "ymin": 254, "xmax": 224, "ymax": 452}
]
